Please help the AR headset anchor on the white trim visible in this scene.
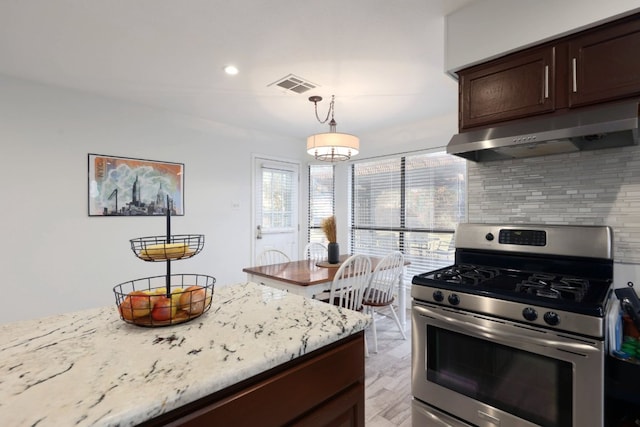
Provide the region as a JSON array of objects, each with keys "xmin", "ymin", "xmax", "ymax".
[
  {"xmin": 349, "ymin": 145, "xmax": 450, "ymax": 164},
  {"xmin": 260, "ymin": 160, "xmax": 298, "ymax": 172}
]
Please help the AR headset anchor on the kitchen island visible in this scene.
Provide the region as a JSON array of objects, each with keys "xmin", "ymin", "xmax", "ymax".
[{"xmin": 0, "ymin": 281, "xmax": 370, "ymax": 426}]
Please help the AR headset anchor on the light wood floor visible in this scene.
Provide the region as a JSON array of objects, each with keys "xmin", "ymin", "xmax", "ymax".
[{"xmin": 364, "ymin": 308, "xmax": 413, "ymax": 427}]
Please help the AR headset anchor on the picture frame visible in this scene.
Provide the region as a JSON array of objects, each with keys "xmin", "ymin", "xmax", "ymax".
[{"xmin": 88, "ymin": 154, "xmax": 184, "ymax": 216}]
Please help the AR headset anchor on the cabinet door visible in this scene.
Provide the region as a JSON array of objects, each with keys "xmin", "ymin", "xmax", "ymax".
[
  {"xmin": 289, "ymin": 383, "xmax": 364, "ymax": 427},
  {"xmin": 459, "ymin": 46, "xmax": 555, "ymax": 130},
  {"xmin": 569, "ymin": 18, "xmax": 640, "ymax": 107},
  {"xmin": 146, "ymin": 333, "xmax": 365, "ymax": 427}
]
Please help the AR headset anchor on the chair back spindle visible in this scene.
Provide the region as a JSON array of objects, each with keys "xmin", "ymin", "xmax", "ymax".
[
  {"xmin": 328, "ymin": 254, "xmax": 372, "ymax": 312},
  {"xmin": 363, "ymin": 251, "xmax": 407, "ymax": 353},
  {"xmin": 303, "ymin": 242, "xmax": 327, "ymax": 262},
  {"xmin": 257, "ymin": 249, "xmax": 291, "ymax": 266}
]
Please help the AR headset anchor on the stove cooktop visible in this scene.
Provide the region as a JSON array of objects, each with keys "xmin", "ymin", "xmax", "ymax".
[
  {"xmin": 412, "ymin": 263, "xmax": 612, "ymax": 317},
  {"xmin": 411, "ymin": 224, "xmax": 614, "ymax": 337}
]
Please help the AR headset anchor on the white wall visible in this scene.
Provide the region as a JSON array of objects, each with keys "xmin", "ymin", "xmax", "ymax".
[
  {"xmin": 357, "ymin": 112, "xmax": 458, "ymax": 158},
  {"xmin": 445, "ymin": 0, "xmax": 640, "ymax": 73},
  {"xmin": 0, "ymin": 74, "xmax": 304, "ymax": 323}
]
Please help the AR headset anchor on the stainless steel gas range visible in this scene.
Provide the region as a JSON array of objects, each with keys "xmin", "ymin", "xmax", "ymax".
[{"xmin": 411, "ymin": 223, "xmax": 614, "ymax": 427}]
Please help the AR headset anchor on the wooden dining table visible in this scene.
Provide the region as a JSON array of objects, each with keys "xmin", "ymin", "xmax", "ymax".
[{"xmin": 243, "ymin": 254, "xmax": 409, "ymax": 328}]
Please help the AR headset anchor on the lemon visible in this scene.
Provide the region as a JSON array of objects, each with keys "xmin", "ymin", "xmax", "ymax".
[{"xmin": 171, "ymin": 288, "xmax": 184, "ymax": 309}]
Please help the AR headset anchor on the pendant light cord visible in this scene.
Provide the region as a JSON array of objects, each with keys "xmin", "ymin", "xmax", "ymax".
[{"xmin": 312, "ymin": 95, "xmax": 335, "ymax": 124}]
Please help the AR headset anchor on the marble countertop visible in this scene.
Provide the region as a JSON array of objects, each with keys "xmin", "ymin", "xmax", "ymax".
[{"xmin": 0, "ymin": 282, "xmax": 370, "ymax": 426}]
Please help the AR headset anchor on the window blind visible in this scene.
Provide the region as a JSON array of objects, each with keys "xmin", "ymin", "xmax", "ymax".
[
  {"xmin": 351, "ymin": 151, "xmax": 466, "ymax": 277},
  {"xmin": 260, "ymin": 166, "xmax": 296, "ymax": 231},
  {"xmin": 308, "ymin": 164, "xmax": 335, "ymax": 243}
]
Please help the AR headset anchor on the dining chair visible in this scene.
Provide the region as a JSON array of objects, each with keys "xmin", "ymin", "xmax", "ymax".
[
  {"xmin": 303, "ymin": 242, "xmax": 327, "ymax": 262},
  {"xmin": 362, "ymin": 251, "xmax": 407, "ymax": 353},
  {"xmin": 321, "ymin": 254, "xmax": 372, "ymax": 355},
  {"xmin": 326, "ymin": 254, "xmax": 372, "ymax": 311},
  {"xmin": 256, "ymin": 249, "xmax": 291, "ymax": 266}
]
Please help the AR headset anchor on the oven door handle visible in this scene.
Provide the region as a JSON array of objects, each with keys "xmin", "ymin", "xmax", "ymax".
[{"xmin": 414, "ymin": 304, "xmax": 598, "ymax": 354}]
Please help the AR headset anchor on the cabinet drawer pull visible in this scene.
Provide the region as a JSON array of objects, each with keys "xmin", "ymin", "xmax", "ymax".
[
  {"xmin": 572, "ymin": 57, "xmax": 577, "ymax": 92},
  {"xmin": 544, "ymin": 65, "xmax": 549, "ymax": 99}
]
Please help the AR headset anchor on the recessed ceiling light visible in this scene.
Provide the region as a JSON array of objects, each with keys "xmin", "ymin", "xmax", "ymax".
[{"xmin": 223, "ymin": 65, "xmax": 239, "ymax": 75}]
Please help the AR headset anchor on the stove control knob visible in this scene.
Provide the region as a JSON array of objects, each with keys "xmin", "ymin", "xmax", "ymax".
[
  {"xmin": 448, "ymin": 294, "xmax": 460, "ymax": 306},
  {"xmin": 522, "ymin": 307, "xmax": 538, "ymax": 321},
  {"xmin": 544, "ymin": 311, "xmax": 560, "ymax": 326},
  {"xmin": 485, "ymin": 233, "xmax": 494, "ymax": 241},
  {"xmin": 433, "ymin": 290, "xmax": 444, "ymax": 302}
]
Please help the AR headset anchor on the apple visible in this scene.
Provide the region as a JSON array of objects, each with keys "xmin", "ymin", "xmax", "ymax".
[
  {"xmin": 179, "ymin": 285, "xmax": 207, "ymax": 315},
  {"xmin": 173, "ymin": 309, "xmax": 190, "ymax": 322},
  {"xmin": 151, "ymin": 295, "xmax": 176, "ymax": 321},
  {"xmin": 144, "ymin": 288, "xmax": 165, "ymax": 305},
  {"xmin": 119, "ymin": 291, "xmax": 152, "ymax": 320}
]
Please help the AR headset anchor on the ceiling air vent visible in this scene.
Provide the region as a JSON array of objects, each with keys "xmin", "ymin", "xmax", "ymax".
[{"xmin": 269, "ymin": 74, "xmax": 317, "ymax": 94}]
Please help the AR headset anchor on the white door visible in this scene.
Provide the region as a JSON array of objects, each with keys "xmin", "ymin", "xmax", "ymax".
[{"xmin": 252, "ymin": 156, "xmax": 299, "ymax": 264}]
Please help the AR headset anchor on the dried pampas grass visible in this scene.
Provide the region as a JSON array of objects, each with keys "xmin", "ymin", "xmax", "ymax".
[{"xmin": 321, "ymin": 215, "xmax": 337, "ymax": 243}]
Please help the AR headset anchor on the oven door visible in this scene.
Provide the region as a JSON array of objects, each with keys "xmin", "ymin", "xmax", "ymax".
[{"xmin": 412, "ymin": 301, "xmax": 604, "ymax": 427}]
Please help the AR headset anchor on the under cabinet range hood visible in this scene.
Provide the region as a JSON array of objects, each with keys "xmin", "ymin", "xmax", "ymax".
[{"xmin": 447, "ymin": 100, "xmax": 640, "ymax": 162}]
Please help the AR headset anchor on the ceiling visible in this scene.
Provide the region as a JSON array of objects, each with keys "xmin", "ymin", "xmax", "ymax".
[{"xmin": 0, "ymin": 0, "xmax": 475, "ymax": 140}]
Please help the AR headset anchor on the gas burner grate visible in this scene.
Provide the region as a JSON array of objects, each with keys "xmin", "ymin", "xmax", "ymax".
[
  {"xmin": 434, "ymin": 264, "xmax": 501, "ymax": 286},
  {"xmin": 515, "ymin": 274, "xmax": 589, "ymax": 301}
]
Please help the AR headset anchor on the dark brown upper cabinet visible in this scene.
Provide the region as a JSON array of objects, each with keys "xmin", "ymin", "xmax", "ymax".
[
  {"xmin": 457, "ymin": 13, "xmax": 640, "ymax": 131},
  {"xmin": 569, "ymin": 18, "xmax": 640, "ymax": 108},
  {"xmin": 459, "ymin": 46, "xmax": 555, "ymax": 129}
]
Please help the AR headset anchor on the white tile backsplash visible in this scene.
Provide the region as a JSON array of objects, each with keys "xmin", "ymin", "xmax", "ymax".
[{"xmin": 467, "ymin": 144, "xmax": 640, "ymax": 289}]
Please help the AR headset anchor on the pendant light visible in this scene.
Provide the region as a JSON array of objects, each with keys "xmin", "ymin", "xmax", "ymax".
[{"xmin": 306, "ymin": 95, "xmax": 359, "ymax": 162}]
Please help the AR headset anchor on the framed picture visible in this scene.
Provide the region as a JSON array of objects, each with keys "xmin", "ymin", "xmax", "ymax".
[{"xmin": 88, "ymin": 154, "xmax": 184, "ymax": 216}]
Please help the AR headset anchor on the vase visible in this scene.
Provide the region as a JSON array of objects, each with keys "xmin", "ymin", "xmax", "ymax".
[{"xmin": 327, "ymin": 242, "xmax": 340, "ymax": 264}]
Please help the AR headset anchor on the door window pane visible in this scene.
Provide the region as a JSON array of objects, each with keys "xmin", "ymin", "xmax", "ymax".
[{"xmin": 261, "ymin": 168, "xmax": 295, "ymax": 230}]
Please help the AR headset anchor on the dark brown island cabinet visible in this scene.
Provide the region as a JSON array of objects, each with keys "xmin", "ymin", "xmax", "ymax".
[
  {"xmin": 140, "ymin": 332, "xmax": 366, "ymax": 427},
  {"xmin": 457, "ymin": 12, "xmax": 640, "ymax": 130}
]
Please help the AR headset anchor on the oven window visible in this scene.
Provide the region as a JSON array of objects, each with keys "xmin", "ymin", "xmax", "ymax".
[{"xmin": 427, "ymin": 325, "xmax": 572, "ymax": 427}]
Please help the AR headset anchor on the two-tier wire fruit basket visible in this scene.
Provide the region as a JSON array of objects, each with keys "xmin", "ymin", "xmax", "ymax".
[{"xmin": 113, "ymin": 197, "xmax": 215, "ymax": 327}]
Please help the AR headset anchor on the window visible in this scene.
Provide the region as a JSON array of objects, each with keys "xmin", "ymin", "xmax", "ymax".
[
  {"xmin": 351, "ymin": 151, "xmax": 466, "ymax": 277},
  {"xmin": 308, "ymin": 164, "xmax": 335, "ymax": 243},
  {"xmin": 260, "ymin": 166, "xmax": 296, "ymax": 231}
]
